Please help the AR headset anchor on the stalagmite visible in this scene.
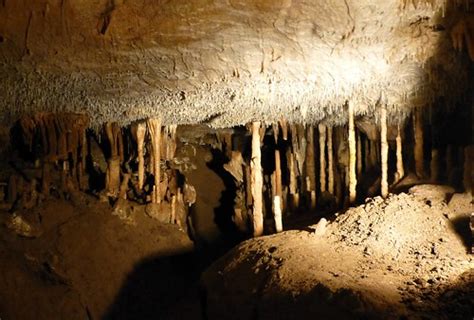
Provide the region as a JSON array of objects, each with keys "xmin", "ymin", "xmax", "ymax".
[
  {"xmin": 348, "ymin": 101, "xmax": 357, "ymax": 204},
  {"xmin": 305, "ymin": 126, "xmax": 316, "ymax": 209},
  {"xmin": 171, "ymin": 194, "xmax": 177, "ymax": 225},
  {"xmin": 250, "ymin": 121, "xmax": 264, "ymax": 237},
  {"xmin": 380, "ymin": 106, "xmax": 388, "ymax": 198},
  {"xmin": 118, "ymin": 173, "xmax": 130, "ymax": 200},
  {"xmin": 395, "ymin": 125, "xmax": 405, "ymax": 183},
  {"xmin": 273, "ymin": 196, "xmax": 283, "ymax": 233},
  {"xmin": 327, "ymin": 126, "xmax": 334, "ymax": 195},
  {"xmin": 318, "ymin": 124, "xmax": 326, "ymax": 194},
  {"xmin": 413, "ymin": 107, "xmax": 424, "ymax": 178},
  {"xmin": 147, "ymin": 118, "xmax": 162, "ymax": 204},
  {"xmin": 136, "ymin": 122, "xmax": 146, "ymax": 190}
]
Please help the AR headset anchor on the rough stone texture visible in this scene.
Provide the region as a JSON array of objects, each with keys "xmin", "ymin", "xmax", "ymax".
[
  {"xmin": 0, "ymin": 1, "xmax": 471, "ymax": 127},
  {"xmin": 202, "ymin": 190, "xmax": 474, "ymax": 319}
]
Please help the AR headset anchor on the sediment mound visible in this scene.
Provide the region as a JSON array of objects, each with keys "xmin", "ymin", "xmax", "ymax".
[{"xmin": 202, "ymin": 186, "xmax": 473, "ymax": 320}]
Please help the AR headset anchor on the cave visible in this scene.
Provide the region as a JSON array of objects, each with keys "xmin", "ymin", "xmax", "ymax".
[{"xmin": 0, "ymin": 1, "xmax": 473, "ymax": 319}]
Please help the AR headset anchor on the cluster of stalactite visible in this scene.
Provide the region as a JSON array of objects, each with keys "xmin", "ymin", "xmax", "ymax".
[
  {"xmin": 6, "ymin": 113, "xmax": 89, "ymax": 210},
  {"xmin": 4, "ymin": 107, "xmax": 472, "ymax": 238},
  {"xmin": 230, "ymin": 105, "xmax": 472, "ymax": 237},
  {"xmin": 8, "ymin": 115, "xmax": 195, "ymax": 230}
]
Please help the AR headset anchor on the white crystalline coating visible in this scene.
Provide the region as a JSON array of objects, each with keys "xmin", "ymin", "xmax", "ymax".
[{"xmin": 0, "ymin": 0, "xmax": 470, "ymax": 128}]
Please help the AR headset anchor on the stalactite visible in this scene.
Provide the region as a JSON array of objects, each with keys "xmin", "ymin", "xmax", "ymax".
[
  {"xmin": 348, "ymin": 101, "xmax": 357, "ymax": 204},
  {"xmin": 380, "ymin": 106, "xmax": 388, "ymax": 198},
  {"xmin": 291, "ymin": 124, "xmax": 306, "ymax": 183},
  {"xmin": 305, "ymin": 126, "xmax": 316, "ymax": 209},
  {"xmin": 162, "ymin": 125, "xmax": 178, "ymax": 161},
  {"xmin": 318, "ymin": 124, "xmax": 326, "ymax": 194},
  {"xmin": 395, "ymin": 125, "xmax": 405, "ymax": 183},
  {"xmin": 135, "ymin": 122, "xmax": 146, "ymax": 191},
  {"xmin": 279, "ymin": 118, "xmax": 288, "ymax": 141},
  {"xmin": 414, "ymin": 107, "xmax": 424, "ymax": 179},
  {"xmin": 259, "ymin": 123, "xmax": 266, "ymax": 144},
  {"xmin": 56, "ymin": 116, "xmax": 68, "ymax": 160},
  {"xmin": 272, "ymin": 123, "xmax": 279, "ymax": 144},
  {"xmin": 327, "ymin": 126, "xmax": 334, "ymax": 195},
  {"xmin": 251, "ymin": 121, "xmax": 263, "ymax": 237},
  {"xmin": 147, "ymin": 118, "xmax": 162, "ymax": 204},
  {"xmin": 356, "ymin": 130, "xmax": 362, "ymax": 177}
]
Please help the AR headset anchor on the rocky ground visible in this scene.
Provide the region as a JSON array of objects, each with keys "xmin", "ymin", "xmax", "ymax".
[
  {"xmin": 202, "ymin": 185, "xmax": 473, "ymax": 320},
  {"xmin": 0, "ymin": 184, "xmax": 472, "ymax": 320},
  {"xmin": 0, "ymin": 195, "xmax": 199, "ymax": 320}
]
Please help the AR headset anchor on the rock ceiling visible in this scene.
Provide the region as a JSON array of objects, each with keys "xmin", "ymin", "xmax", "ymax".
[{"xmin": 0, "ymin": 0, "xmax": 471, "ymax": 127}]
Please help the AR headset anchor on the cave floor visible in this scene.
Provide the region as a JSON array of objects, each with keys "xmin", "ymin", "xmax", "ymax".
[
  {"xmin": 0, "ymin": 195, "xmax": 202, "ymax": 320},
  {"xmin": 0, "ymin": 186, "xmax": 472, "ymax": 320}
]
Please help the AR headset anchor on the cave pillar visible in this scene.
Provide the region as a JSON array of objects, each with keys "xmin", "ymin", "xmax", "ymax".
[
  {"xmin": 147, "ymin": 118, "xmax": 162, "ymax": 204},
  {"xmin": 306, "ymin": 125, "xmax": 316, "ymax": 209},
  {"xmin": 136, "ymin": 122, "xmax": 146, "ymax": 191},
  {"xmin": 348, "ymin": 101, "xmax": 357, "ymax": 204},
  {"xmin": 251, "ymin": 121, "xmax": 264, "ymax": 237},
  {"xmin": 395, "ymin": 124, "xmax": 405, "ymax": 183},
  {"xmin": 380, "ymin": 106, "xmax": 388, "ymax": 198},
  {"xmin": 105, "ymin": 122, "xmax": 121, "ymax": 197},
  {"xmin": 318, "ymin": 124, "xmax": 327, "ymax": 194},
  {"xmin": 327, "ymin": 126, "xmax": 334, "ymax": 195},
  {"xmin": 356, "ymin": 130, "xmax": 362, "ymax": 177},
  {"xmin": 274, "ymin": 149, "xmax": 284, "ymax": 230}
]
